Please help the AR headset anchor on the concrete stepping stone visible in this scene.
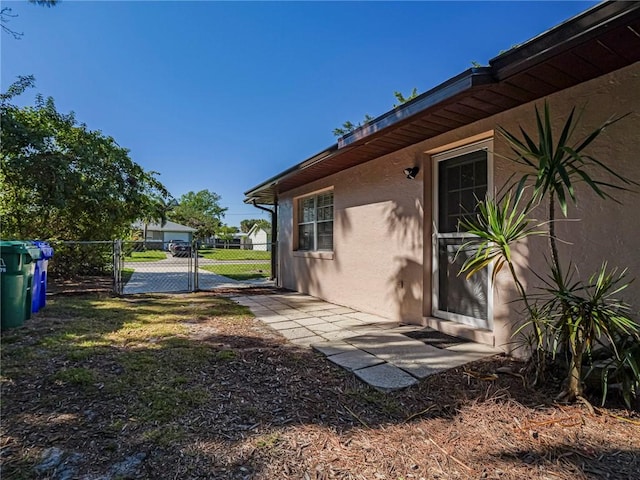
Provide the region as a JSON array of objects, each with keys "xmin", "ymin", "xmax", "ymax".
[
  {"xmin": 268, "ymin": 321, "xmax": 300, "ymax": 331},
  {"xmin": 354, "ymin": 363, "xmax": 418, "ymax": 392},
  {"xmin": 312, "ymin": 341, "xmax": 357, "ymax": 356},
  {"xmin": 294, "ymin": 317, "xmax": 326, "ymax": 327},
  {"xmin": 290, "ymin": 335, "xmax": 326, "ymax": 347},
  {"xmin": 280, "ymin": 327, "xmax": 315, "ymax": 340},
  {"xmin": 348, "ymin": 333, "xmax": 474, "ymax": 379},
  {"xmin": 327, "ymin": 349, "xmax": 385, "ymax": 371}
]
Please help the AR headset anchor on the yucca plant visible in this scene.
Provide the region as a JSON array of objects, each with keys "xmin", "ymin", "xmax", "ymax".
[
  {"xmin": 539, "ymin": 263, "xmax": 639, "ymax": 401},
  {"xmin": 458, "ymin": 102, "xmax": 637, "ymax": 403},
  {"xmin": 459, "ymin": 190, "xmax": 551, "ymax": 382},
  {"xmin": 586, "ymin": 331, "xmax": 640, "ymax": 409},
  {"xmin": 459, "ymin": 189, "xmax": 545, "ymax": 311},
  {"xmin": 497, "ymin": 101, "xmax": 634, "ymax": 275},
  {"xmin": 496, "ymin": 102, "xmax": 637, "ymax": 402}
]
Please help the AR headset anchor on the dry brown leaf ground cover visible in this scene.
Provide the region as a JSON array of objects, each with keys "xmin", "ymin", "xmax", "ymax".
[{"xmin": 1, "ymin": 290, "xmax": 639, "ymax": 480}]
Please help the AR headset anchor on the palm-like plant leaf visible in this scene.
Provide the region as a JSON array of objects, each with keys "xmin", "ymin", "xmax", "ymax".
[
  {"xmin": 497, "ymin": 102, "xmax": 636, "ymax": 215},
  {"xmin": 458, "ymin": 190, "xmax": 545, "ymax": 291}
]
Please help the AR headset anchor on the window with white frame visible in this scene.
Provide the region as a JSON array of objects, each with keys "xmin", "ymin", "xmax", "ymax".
[{"xmin": 297, "ymin": 191, "xmax": 334, "ymax": 251}]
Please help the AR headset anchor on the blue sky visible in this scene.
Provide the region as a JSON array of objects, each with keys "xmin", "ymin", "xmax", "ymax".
[{"xmin": 1, "ymin": 0, "xmax": 595, "ymax": 226}]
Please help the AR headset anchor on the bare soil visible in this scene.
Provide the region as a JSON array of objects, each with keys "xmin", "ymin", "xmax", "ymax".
[{"xmin": 1, "ymin": 290, "xmax": 638, "ymax": 480}]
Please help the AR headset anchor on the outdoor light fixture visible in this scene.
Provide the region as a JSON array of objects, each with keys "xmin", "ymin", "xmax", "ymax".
[{"xmin": 403, "ymin": 166, "xmax": 419, "ymax": 180}]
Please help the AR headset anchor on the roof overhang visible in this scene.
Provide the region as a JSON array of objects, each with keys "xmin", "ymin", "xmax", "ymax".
[{"xmin": 245, "ymin": 1, "xmax": 640, "ymax": 205}]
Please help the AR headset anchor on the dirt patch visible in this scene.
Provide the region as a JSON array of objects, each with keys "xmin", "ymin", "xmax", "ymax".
[
  {"xmin": 1, "ymin": 293, "xmax": 638, "ymax": 479},
  {"xmin": 47, "ymin": 275, "xmax": 114, "ymax": 295}
]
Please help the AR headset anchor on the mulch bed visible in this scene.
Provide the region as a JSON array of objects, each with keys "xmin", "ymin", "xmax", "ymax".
[{"xmin": 1, "ymin": 292, "xmax": 638, "ymax": 479}]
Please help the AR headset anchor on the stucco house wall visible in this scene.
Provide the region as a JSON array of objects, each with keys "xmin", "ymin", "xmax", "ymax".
[
  {"xmin": 277, "ymin": 62, "xmax": 640, "ymax": 351},
  {"xmin": 278, "ymin": 148, "xmax": 424, "ymax": 323}
]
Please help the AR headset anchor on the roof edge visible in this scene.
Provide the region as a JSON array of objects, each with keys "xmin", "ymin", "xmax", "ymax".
[
  {"xmin": 244, "ymin": 69, "xmax": 493, "ymax": 203},
  {"xmin": 244, "ymin": 144, "xmax": 338, "ymax": 200},
  {"xmin": 490, "ymin": 1, "xmax": 640, "ymax": 79},
  {"xmin": 337, "ymin": 67, "xmax": 493, "ymax": 149}
]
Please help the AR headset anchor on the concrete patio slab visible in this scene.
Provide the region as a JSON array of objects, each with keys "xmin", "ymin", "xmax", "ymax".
[
  {"xmin": 308, "ymin": 322, "xmax": 343, "ymax": 333},
  {"xmin": 326, "ymin": 307, "xmax": 357, "ymax": 315},
  {"xmin": 311, "ymin": 310, "xmax": 340, "ymax": 318},
  {"xmin": 290, "ymin": 335, "xmax": 327, "ymax": 347},
  {"xmin": 294, "ymin": 317, "xmax": 327, "ymax": 327},
  {"xmin": 238, "ymin": 292, "xmax": 502, "ymax": 392},
  {"xmin": 327, "ymin": 350, "xmax": 385, "ymax": 371},
  {"xmin": 319, "ymin": 330, "xmax": 359, "ymax": 341},
  {"xmin": 312, "ymin": 341, "xmax": 358, "ymax": 356},
  {"xmin": 279, "ymin": 327, "xmax": 316, "ymax": 340},
  {"xmin": 279, "ymin": 311, "xmax": 315, "ymax": 320},
  {"xmin": 354, "ymin": 363, "xmax": 418, "ymax": 392},
  {"xmin": 333, "ymin": 318, "xmax": 368, "ymax": 328},
  {"xmin": 256, "ymin": 315, "xmax": 291, "ymax": 325},
  {"xmin": 268, "ymin": 321, "xmax": 301, "ymax": 331}
]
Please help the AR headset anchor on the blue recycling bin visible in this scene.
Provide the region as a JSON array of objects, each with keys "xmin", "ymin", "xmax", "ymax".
[{"xmin": 30, "ymin": 241, "xmax": 54, "ymax": 313}]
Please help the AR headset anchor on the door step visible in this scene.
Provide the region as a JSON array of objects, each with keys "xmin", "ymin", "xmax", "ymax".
[{"xmin": 422, "ymin": 317, "xmax": 496, "ymax": 349}]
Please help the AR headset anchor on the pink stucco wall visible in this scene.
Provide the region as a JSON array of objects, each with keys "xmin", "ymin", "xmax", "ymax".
[{"xmin": 277, "ymin": 62, "xmax": 640, "ymax": 350}]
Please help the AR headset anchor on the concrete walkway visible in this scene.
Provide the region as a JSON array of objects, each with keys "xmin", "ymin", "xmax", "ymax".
[{"xmin": 231, "ymin": 292, "xmax": 501, "ymax": 392}]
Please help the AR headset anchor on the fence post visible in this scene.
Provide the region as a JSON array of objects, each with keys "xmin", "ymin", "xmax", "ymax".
[
  {"xmin": 193, "ymin": 241, "xmax": 199, "ymax": 292},
  {"xmin": 113, "ymin": 240, "xmax": 122, "ymax": 295}
]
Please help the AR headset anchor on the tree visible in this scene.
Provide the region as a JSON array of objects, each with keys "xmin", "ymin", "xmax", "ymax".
[
  {"xmin": 168, "ymin": 190, "xmax": 227, "ymax": 241},
  {"xmin": 2, "ymin": 0, "xmax": 57, "ymax": 39},
  {"xmin": 392, "ymin": 87, "xmax": 418, "ymax": 107},
  {"xmin": 333, "ymin": 88, "xmax": 419, "ymax": 137},
  {"xmin": 1, "ymin": 76, "xmax": 170, "ymax": 242},
  {"xmin": 240, "ymin": 218, "xmax": 270, "ymax": 233},
  {"xmin": 333, "ymin": 115, "xmax": 373, "ymax": 137},
  {"xmin": 217, "ymin": 224, "xmax": 239, "ymax": 239}
]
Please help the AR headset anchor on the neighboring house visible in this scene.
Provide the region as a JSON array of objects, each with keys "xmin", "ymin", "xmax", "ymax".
[
  {"xmin": 245, "ymin": 224, "xmax": 272, "ymax": 251},
  {"xmin": 135, "ymin": 221, "xmax": 197, "ymax": 250},
  {"xmin": 244, "ymin": 2, "xmax": 640, "ymax": 352}
]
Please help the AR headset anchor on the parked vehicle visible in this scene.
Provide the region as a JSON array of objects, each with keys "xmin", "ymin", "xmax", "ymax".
[{"xmin": 168, "ymin": 240, "xmax": 192, "ymax": 257}]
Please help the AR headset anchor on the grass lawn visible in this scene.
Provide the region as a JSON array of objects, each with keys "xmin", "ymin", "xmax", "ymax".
[
  {"xmin": 200, "ymin": 263, "xmax": 270, "ymax": 281},
  {"xmin": 1, "ymin": 293, "xmax": 638, "ymax": 479},
  {"xmin": 199, "ymin": 248, "xmax": 271, "ymax": 261},
  {"xmin": 124, "ymin": 250, "xmax": 167, "ymax": 262}
]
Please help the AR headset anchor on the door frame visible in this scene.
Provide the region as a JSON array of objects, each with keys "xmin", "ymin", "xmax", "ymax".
[{"xmin": 431, "ymin": 138, "xmax": 494, "ymax": 329}]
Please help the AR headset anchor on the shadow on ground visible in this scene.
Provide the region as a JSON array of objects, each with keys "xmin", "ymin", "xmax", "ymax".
[{"xmin": 1, "ymin": 292, "xmax": 638, "ymax": 480}]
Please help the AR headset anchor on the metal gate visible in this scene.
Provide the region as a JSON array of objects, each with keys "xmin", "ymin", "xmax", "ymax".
[
  {"xmin": 46, "ymin": 240, "xmax": 273, "ymax": 296},
  {"xmin": 114, "ymin": 240, "xmax": 197, "ymax": 295}
]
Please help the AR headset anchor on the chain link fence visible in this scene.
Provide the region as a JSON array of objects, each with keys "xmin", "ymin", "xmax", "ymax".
[{"xmin": 47, "ymin": 240, "xmax": 273, "ymax": 295}]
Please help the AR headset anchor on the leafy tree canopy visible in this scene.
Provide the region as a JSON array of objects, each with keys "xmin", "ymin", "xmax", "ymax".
[
  {"xmin": 240, "ymin": 218, "xmax": 270, "ymax": 233},
  {"xmin": 168, "ymin": 189, "xmax": 227, "ymax": 240},
  {"xmin": 0, "ymin": 76, "xmax": 170, "ymax": 241},
  {"xmin": 216, "ymin": 224, "xmax": 240, "ymax": 241}
]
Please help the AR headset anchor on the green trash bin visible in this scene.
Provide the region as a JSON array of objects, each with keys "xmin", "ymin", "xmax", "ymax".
[{"xmin": 0, "ymin": 241, "xmax": 41, "ymax": 329}]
